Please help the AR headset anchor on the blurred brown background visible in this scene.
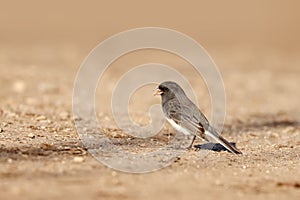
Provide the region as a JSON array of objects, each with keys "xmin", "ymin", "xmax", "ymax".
[
  {"xmin": 1, "ymin": 0, "xmax": 299, "ymax": 118},
  {"xmin": 1, "ymin": 0, "xmax": 299, "ymax": 49}
]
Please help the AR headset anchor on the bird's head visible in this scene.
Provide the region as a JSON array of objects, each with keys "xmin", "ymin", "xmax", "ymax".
[{"xmin": 153, "ymin": 81, "xmax": 186, "ymax": 101}]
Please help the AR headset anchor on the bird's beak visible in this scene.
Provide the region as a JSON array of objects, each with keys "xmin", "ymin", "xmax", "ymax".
[{"xmin": 153, "ymin": 88, "xmax": 163, "ymax": 96}]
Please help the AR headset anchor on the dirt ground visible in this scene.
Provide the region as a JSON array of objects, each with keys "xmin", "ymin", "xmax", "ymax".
[{"xmin": 0, "ymin": 43, "xmax": 299, "ymax": 200}]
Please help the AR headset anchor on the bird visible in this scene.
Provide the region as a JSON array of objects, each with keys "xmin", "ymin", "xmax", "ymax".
[{"xmin": 153, "ymin": 81, "xmax": 242, "ymax": 154}]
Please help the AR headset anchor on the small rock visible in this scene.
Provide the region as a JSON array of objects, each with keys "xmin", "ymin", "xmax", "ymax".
[
  {"xmin": 139, "ymin": 143, "xmax": 146, "ymax": 147},
  {"xmin": 36, "ymin": 115, "xmax": 47, "ymax": 121},
  {"xmin": 0, "ymin": 128, "xmax": 3, "ymax": 133},
  {"xmin": 249, "ymin": 132, "xmax": 258, "ymax": 137},
  {"xmin": 41, "ymin": 143, "xmax": 53, "ymax": 149},
  {"xmin": 63, "ymin": 146, "xmax": 71, "ymax": 150},
  {"xmin": 28, "ymin": 133, "xmax": 35, "ymax": 139},
  {"xmin": 73, "ymin": 156, "xmax": 84, "ymax": 163},
  {"xmin": 73, "ymin": 115, "xmax": 82, "ymax": 121},
  {"xmin": 270, "ymin": 132, "xmax": 279, "ymax": 138},
  {"xmin": 7, "ymin": 158, "xmax": 13, "ymax": 163},
  {"xmin": 39, "ymin": 119, "xmax": 51, "ymax": 125},
  {"xmin": 277, "ymin": 144, "xmax": 289, "ymax": 149},
  {"xmin": 65, "ymin": 128, "xmax": 72, "ymax": 132},
  {"xmin": 282, "ymin": 127, "xmax": 294, "ymax": 134}
]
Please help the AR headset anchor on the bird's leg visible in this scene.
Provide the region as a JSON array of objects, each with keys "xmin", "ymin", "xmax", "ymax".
[{"xmin": 187, "ymin": 135, "xmax": 196, "ymax": 149}]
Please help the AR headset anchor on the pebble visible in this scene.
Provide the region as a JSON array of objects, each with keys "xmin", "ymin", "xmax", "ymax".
[
  {"xmin": 139, "ymin": 143, "xmax": 146, "ymax": 147},
  {"xmin": 0, "ymin": 128, "xmax": 3, "ymax": 133},
  {"xmin": 39, "ymin": 119, "xmax": 51, "ymax": 125},
  {"xmin": 282, "ymin": 127, "xmax": 294, "ymax": 134},
  {"xmin": 73, "ymin": 156, "xmax": 84, "ymax": 163},
  {"xmin": 270, "ymin": 132, "xmax": 279, "ymax": 138},
  {"xmin": 63, "ymin": 146, "xmax": 71, "ymax": 150},
  {"xmin": 7, "ymin": 158, "xmax": 13, "ymax": 163},
  {"xmin": 73, "ymin": 115, "xmax": 82, "ymax": 121},
  {"xmin": 36, "ymin": 115, "xmax": 47, "ymax": 121},
  {"xmin": 249, "ymin": 132, "xmax": 258, "ymax": 137},
  {"xmin": 28, "ymin": 133, "xmax": 35, "ymax": 139}
]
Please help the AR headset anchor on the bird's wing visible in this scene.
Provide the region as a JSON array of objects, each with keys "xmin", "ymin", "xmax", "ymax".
[
  {"xmin": 164, "ymin": 100, "xmax": 209, "ymax": 139},
  {"xmin": 164, "ymin": 99, "xmax": 243, "ymax": 154}
]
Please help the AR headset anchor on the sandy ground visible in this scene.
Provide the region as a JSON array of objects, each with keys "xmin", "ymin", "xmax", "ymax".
[{"xmin": 0, "ymin": 44, "xmax": 299, "ymax": 200}]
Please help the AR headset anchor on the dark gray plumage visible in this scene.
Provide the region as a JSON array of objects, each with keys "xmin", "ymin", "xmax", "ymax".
[{"xmin": 154, "ymin": 81, "xmax": 242, "ymax": 154}]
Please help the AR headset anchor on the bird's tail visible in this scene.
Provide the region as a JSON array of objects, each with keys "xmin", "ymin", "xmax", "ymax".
[{"xmin": 204, "ymin": 129, "xmax": 243, "ymax": 155}]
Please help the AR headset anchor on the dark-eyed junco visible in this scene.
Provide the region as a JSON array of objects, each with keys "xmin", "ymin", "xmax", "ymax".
[{"xmin": 154, "ymin": 81, "xmax": 242, "ymax": 154}]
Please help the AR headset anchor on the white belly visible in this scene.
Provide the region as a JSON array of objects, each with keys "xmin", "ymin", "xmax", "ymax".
[{"xmin": 166, "ymin": 118, "xmax": 191, "ymax": 135}]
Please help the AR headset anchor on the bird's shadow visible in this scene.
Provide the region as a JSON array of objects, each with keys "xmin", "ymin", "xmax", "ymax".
[{"xmin": 194, "ymin": 142, "xmax": 237, "ymax": 153}]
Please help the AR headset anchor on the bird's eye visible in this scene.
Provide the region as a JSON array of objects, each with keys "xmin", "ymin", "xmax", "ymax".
[{"xmin": 159, "ymin": 86, "xmax": 169, "ymax": 92}]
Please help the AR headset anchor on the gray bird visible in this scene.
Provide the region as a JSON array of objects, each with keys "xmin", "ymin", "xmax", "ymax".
[{"xmin": 154, "ymin": 81, "xmax": 242, "ymax": 154}]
